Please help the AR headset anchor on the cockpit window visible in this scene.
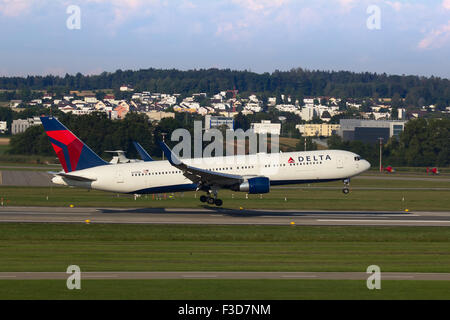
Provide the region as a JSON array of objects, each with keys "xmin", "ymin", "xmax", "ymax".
[{"xmin": 354, "ymin": 156, "xmax": 361, "ymax": 161}]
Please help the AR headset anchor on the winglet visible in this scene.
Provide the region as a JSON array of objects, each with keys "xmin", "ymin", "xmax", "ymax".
[
  {"xmin": 158, "ymin": 140, "xmax": 182, "ymax": 166},
  {"xmin": 133, "ymin": 141, "xmax": 153, "ymax": 162}
]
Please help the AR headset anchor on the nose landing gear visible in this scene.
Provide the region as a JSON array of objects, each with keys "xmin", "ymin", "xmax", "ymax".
[{"xmin": 342, "ymin": 178, "xmax": 350, "ymax": 194}]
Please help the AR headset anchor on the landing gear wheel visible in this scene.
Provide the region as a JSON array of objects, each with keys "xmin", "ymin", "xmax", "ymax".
[
  {"xmin": 214, "ymin": 199, "xmax": 223, "ymax": 206},
  {"xmin": 342, "ymin": 188, "xmax": 350, "ymax": 195},
  {"xmin": 207, "ymin": 197, "xmax": 215, "ymax": 205},
  {"xmin": 200, "ymin": 195, "xmax": 207, "ymax": 203}
]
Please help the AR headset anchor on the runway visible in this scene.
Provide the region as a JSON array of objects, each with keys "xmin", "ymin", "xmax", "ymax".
[
  {"xmin": 1, "ymin": 206, "xmax": 450, "ymax": 226},
  {"xmin": 1, "ymin": 271, "xmax": 449, "ymax": 280}
]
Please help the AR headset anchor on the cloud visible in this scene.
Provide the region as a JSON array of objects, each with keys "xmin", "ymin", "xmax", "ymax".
[
  {"xmin": 385, "ymin": 1, "xmax": 403, "ymax": 11},
  {"xmin": 232, "ymin": 0, "xmax": 289, "ymax": 12},
  {"xmin": 0, "ymin": 0, "xmax": 35, "ymax": 17},
  {"xmin": 336, "ymin": 0, "xmax": 358, "ymax": 12},
  {"xmin": 83, "ymin": 0, "xmax": 162, "ymax": 26},
  {"xmin": 418, "ymin": 21, "xmax": 450, "ymax": 49},
  {"xmin": 444, "ymin": 0, "xmax": 450, "ymax": 10}
]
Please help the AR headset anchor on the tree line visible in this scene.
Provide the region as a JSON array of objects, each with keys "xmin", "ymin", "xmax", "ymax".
[
  {"xmin": 7, "ymin": 113, "xmax": 449, "ymax": 167},
  {"xmin": 1, "ymin": 68, "xmax": 449, "ymax": 109}
]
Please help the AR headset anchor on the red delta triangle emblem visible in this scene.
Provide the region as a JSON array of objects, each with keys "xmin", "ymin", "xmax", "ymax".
[{"xmin": 288, "ymin": 157, "xmax": 295, "ymax": 164}]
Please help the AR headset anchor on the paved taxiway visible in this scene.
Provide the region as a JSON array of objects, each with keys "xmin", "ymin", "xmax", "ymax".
[
  {"xmin": 0, "ymin": 206, "xmax": 450, "ymax": 226},
  {"xmin": 1, "ymin": 271, "xmax": 449, "ymax": 280}
]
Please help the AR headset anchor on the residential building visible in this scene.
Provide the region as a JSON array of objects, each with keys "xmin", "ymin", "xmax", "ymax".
[
  {"xmin": 296, "ymin": 124, "xmax": 341, "ymax": 137},
  {"xmin": 10, "ymin": 100, "xmax": 22, "ymax": 108}
]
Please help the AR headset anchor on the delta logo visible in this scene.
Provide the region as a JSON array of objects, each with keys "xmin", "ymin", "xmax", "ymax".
[{"xmin": 288, "ymin": 157, "xmax": 295, "ymax": 164}]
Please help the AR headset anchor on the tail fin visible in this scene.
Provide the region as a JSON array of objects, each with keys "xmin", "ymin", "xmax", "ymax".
[
  {"xmin": 132, "ymin": 141, "xmax": 153, "ymax": 162},
  {"xmin": 41, "ymin": 116, "xmax": 108, "ymax": 172}
]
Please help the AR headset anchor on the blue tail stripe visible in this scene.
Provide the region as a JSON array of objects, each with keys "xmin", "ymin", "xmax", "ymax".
[
  {"xmin": 41, "ymin": 116, "xmax": 67, "ymax": 131},
  {"xmin": 76, "ymin": 145, "xmax": 109, "ymax": 170},
  {"xmin": 48, "ymin": 137, "xmax": 73, "ymax": 172}
]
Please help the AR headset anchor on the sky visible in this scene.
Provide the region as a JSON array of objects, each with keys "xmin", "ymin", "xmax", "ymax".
[{"xmin": 0, "ymin": 0, "xmax": 449, "ymax": 78}]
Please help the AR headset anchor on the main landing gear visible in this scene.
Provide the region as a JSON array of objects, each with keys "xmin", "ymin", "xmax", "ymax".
[
  {"xmin": 199, "ymin": 188, "xmax": 223, "ymax": 206},
  {"xmin": 342, "ymin": 178, "xmax": 350, "ymax": 194},
  {"xmin": 200, "ymin": 195, "xmax": 223, "ymax": 206}
]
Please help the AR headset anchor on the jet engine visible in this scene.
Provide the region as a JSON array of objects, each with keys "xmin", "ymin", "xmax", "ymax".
[{"xmin": 231, "ymin": 177, "xmax": 270, "ymax": 194}]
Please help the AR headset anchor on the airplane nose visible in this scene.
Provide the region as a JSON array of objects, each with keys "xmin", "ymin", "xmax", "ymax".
[{"xmin": 362, "ymin": 160, "xmax": 371, "ymax": 172}]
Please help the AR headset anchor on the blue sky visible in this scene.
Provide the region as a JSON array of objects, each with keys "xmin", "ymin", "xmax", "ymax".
[{"xmin": 0, "ymin": 0, "xmax": 449, "ymax": 78}]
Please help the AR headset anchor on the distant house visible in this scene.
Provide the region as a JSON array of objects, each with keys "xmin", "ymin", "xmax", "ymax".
[
  {"xmin": 95, "ymin": 101, "xmax": 107, "ymax": 110},
  {"xmin": 84, "ymin": 95, "xmax": 98, "ymax": 104},
  {"xmin": 114, "ymin": 101, "xmax": 131, "ymax": 118},
  {"xmin": 59, "ymin": 105, "xmax": 76, "ymax": 114},
  {"xmin": 10, "ymin": 100, "xmax": 22, "ymax": 108},
  {"xmin": 104, "ymin": 94, "xmax": 116, "ymax": 102},
  {"xmin": 120, "ymin": 85, "xmax": 133, "ymax": 92}
]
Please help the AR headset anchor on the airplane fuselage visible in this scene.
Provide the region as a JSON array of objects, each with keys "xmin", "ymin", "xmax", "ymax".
[{"xmin": 52, "ymin": 150, "xmax": 370, "ymax": 194}]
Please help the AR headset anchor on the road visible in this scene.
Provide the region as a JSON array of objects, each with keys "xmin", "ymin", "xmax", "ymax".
[{"xmin": 0, "ymin": 206, "xmax": 449, "ymax": 226}]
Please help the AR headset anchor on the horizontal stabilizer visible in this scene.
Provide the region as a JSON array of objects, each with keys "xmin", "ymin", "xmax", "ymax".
[{"xmin": 57, "ymin": 173, "xmax": 97, "ymax": 182}]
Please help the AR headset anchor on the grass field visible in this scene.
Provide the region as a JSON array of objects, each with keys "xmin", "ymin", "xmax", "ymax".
[
  {"xmin": 1, "ymin": 279, "xmax": 449, "ymax": 300},
  {"xmin": 0, "ymin": 223, "xmax": 449, "ymax": 273},
  {"xmin": 0, "ymin": 223, "xmax": 449, "ymax": 299},
  {"xmin": 0, "ymin": 183, "xmax": 448, "ymax": 211}
]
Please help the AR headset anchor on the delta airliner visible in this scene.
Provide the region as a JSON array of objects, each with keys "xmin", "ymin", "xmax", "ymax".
[{"xmin": 42, "ymin": 116, "xmax": 371, "ymax": 206}]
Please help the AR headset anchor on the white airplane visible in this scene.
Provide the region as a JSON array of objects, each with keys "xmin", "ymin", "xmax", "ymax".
[{"xmin": 42, "ymin": 116, "xmax": 371, "ymax": 206}]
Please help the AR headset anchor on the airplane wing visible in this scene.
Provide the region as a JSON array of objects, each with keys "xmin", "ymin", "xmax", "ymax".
[
  {"xmin": 133, "ymin": 141, "xmax": 154, "ymax": 162},
  {"xmin": 158, "ymin": 141, "xmax": 244, "ymax": 188}
]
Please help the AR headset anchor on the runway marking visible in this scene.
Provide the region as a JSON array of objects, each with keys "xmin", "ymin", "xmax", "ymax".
[
  {"xmin": 281, "ymin": 275, "xmax": 318, "ymax": 278},
  {"xmin": 317, "ymin": 219, "xmax": 450, "ymax": 224},
  {"xmin": 181, "ymin": 275, "xmax": 218, "ymax": 278}
]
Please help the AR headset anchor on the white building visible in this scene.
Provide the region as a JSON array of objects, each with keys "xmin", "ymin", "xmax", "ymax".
[
  {"xmin": 398, "ymin": 108, "xmax": 406, "ymax": 120},
  {"xmin": 275, "ymin": 104, "xmax": 298, "ymax": 113},
  {"xmin": 120, "ymin": 85, "xmax": 133, "ymax": 92},
  {"xmin": 0, "ymin": 121, "xmax": 7, "ymax": 134},
  {"xmin": 205, "ymin": 115, "xmax": 234, "ymax": 130},
  {"xmin": 251, "ymin": 120, "xmax": 281, "ymax": 135},
  {"xmin": 268, "ymin": 97, "xmax": 277, "ymax": 107},
  {"xmin": 245, "ymin": 103, "xmax": 262, "ymax": 113},
  {"xmin": 11, "ymin": 117, "xmax": 42, "ymax": 135},
  {"xmin": 300, "ymin": 106, "xmax": 318, "ymax": 121},
  {"xmin": 84, "ymin": 96, "xmax": 98, "ymax": 104}
]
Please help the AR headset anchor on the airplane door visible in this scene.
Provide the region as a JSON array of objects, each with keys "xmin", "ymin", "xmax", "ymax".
[
  {"xmin": 336, "ymin": 157, "xmax": 344, "ymax": 169},
  {"xmin": 116, "ymin": 169, "xmax": 124, "ymax": 183}
]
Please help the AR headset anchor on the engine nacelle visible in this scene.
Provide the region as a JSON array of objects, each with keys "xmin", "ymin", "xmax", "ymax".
[{"xmin": 232, "ymin": 177, "xmax": 270, "ymax": 194}]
